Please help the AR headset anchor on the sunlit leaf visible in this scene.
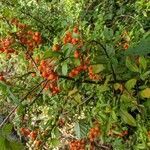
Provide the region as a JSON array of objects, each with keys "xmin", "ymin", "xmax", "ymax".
[
  {"xmin": 74, "ymin": 121, "xmax": 89, "ymax": 139},
  {"xmin": 92, "ymin": 64, "xmax": 105, "ymax": 74},
  {"xmin": 126, "ymin": 57, "xmax": 139, "ymax": 72},
  {"xmin": 140, "ymin": 88, "xmax": 150, "ymax": 98},
  {"xmin": 125, "ymin": 79, "xmax": 137, "ymax": 91},
  {"xmin": 120, "ymin": 109, "xmax": 136, "ymax": 126}
]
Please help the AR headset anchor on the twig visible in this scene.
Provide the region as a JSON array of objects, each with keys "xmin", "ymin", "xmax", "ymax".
[
  {"xmin": 91, "ymin": 40, "xmax": 117, "ymax": 81},
  {"xmin": 0, "ymin": 79, "xmax": 46, "ymax": 128},
  {"xmin": 59, "ymin": 75, "xmax": 124, "ymax": 85},
  {"xmin": 28, "ymin": 80, "xmax": 49, "ymax": 107}
]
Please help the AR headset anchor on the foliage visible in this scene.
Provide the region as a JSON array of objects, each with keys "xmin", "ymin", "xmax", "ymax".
[{"xmin": 0, "ymin": 0, "xmax": 150, "ymax": 149}]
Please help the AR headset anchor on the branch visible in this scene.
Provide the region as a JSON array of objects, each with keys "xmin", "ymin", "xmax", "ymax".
[
  {"xmin": 0, "ymin": 79, "xmax": 46, "ymax": 129},
  {"xmin": 59, "ymin": 75, "xmax": 125, "ymax": 85},
  {"xmin": 28, "ymin": 80, "xmax": 49, "ymax": 107},
  {"xmin": 91, "ymin": 40, "xmax": 117, "ymax": 81}
]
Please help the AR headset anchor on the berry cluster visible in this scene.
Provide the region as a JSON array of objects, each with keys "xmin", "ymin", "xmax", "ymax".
[
  {"xmin": 63, "ymin": 26, "xmax": 101, "ymax": 81},
  {"xmin": 88, "ymin": 126, "xmax": 100, "ymax": 142},
  {"xmin": 63, "ymin": 26, "xmax": 83, "ymax": 48},
  {"xmin": 11, "ymin": 18, "xmax": 27, "ymax": 29},
  {"xmin": 20, "ymin": 128, "xmax": 37, "ymax": 140},
  {"xmin": 11, "ymin": 18, "xmax": 42, "ymax": 53},
  {"xmin": 0, "ymin": 37, "xmax": 16, "ymax": 58},
  {"xmin": 20, "ymin": 127, "xmax": 31, "ymax": 137},
  {"xmin": 20, "ymin": 128, "xmax": 42, "ymax": 148},
  {"xmin": 38, "ymin": 60, "xmax": 60, "ymax": 94},
  {"xmin": 69, "ymin": 139, "xmax": 85, "ymax": 150},
  {"xmin": 69, "ymin": 64, "xmax": 87, "ymax": 78}
]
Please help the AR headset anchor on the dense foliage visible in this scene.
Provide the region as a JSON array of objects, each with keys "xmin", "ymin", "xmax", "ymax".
[{"xmin": 0, "ymin": 0, "xmax": 150, "ymax": 149}]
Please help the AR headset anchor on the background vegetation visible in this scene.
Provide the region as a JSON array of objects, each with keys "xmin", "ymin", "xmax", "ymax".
[{"xmin": 0, "ymin": 0, "xmax": 150, "ymax": 149}]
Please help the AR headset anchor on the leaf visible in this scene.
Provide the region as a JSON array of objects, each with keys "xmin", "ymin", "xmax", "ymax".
[
  {"xmin": 0, "ymin": 82, "xmax": 7, "ymax": 92},
  {"xmin": 114, "ymin": 83, "xmax": 121, "ymax": 91},
  {"xmin": 103, "ymin": 26, "xmax": 114, "ymax": 40},
  {"xmin": 139, "ymin": 56, "xmax": 147, "ymax": 70},
  {"xmin": 0, "ymin": 136, "xmax": 6, "ymax": 150},
  {"xmin": 43, "ymin": 50, "xmax": 61, "ymax": 59},
  {"xmin": 62, "ymin": 63, "xmax": 68, "ymax": 75},
  {"xmin": 74, "ymin": 121, "xmax": 89, "ymax": 139},
  {"xmin": 2, "ymin": 124, "xmax": 13, "ymax": 136},
  {"xmin": 126, "ymin": 57, "xmax": 139, "ymax": 72},
  {"xmin": 7, "ymin": 89, "xmax": 20, "ymax": 105},
  {"xmin": 120, "ymin": 109, "xmax": 136, "ymax": 126},
  {"xmin": 125, "ymin": 37, "xmax": 150, "ymax": 56},
  {"xmin": 9, "ymin": 141, "xmax": 25, "ymax": 150},
  {"xmin": 92, "ymin": 64, "xmax": 105, "ymax": 74},
  {"xmin": 74, "ymin": 93, "xmax": 82, "ymax": 103},
  {"xmin": 140, "ymin": 70, "xmax": 150, "ymax": 80},
  {"xmin": 68, "ymin": 88, "xmax": 78, "ymax": 96},
  {"xmin": 51, "ymin": 138, "xmax": 60, "ymax": 147},
  {"xmin": 16, "ymin": 105, "xmax": 25, "ymax": 116},
  {"xmin": 140, "ymin": 88, "xmax": 150, "ymax": 98},
  {"xmin": 125, "ymin": 79, "xmax": 137, "ymax": 91}
]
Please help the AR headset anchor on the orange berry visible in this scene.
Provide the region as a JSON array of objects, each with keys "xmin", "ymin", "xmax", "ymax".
[
  {"xmin": 42, "ymin": 71, "xmax": 49, "ymax": 78},
  {"xmin": 0, "ymin": 75, "xmax": 5, "ymax": 81},
  {"xmin": 20, "ymin": 128, "xmax": 31, "ymax": 137},
  {"xmin": 33, "ymin": 35, "xmax": 39, "ymax": 42},
  {"xmin": 73, "ymin": 26, "xmax": 78, "ymax": 33},
  {"xmin": 74, "ymin": 50, "xmax": 80, "ymax": 58},
  {"xmin": 35, "ymin": 140, "xmax": 42, "ymax": 147},
  {"xmin": 29, "ymin": 131, "xmax": 37, "ymax": 140},
  {"xmin": 34, "ymin": 32, "xmax": 40, "ymax": 36},
  {"xmin": 31, "ymin": 73, "xmax": 36, "ymax": 77},
  {"xmin": 40, "ymin": 60, "xmax": 46, "ymax": 66},
  {"xmin": 123, "ymin": 43, "xmax": 129, "ymax": 50},
  {"xmin": 52, "ymin": 44, "xmax": 60, "ymax": 51},
  {"xmin": 69, "ymin": 72, "xmax": 75, "ymax": 78},
  {"xmin": 48, "ymin": 73, "xmax": 55, "ymax": 80}
]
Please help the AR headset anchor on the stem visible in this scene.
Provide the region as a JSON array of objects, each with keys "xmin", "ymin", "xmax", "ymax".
[
  {"xmin": 0, "ymin": 79, "xmax": 46, "ymax": 129},
  {"xmin": 91, "ymin": 40, "xmax": 117, "ymax": 81},
  {"xmin": 29, "ymin": 80, "xmax": 49, "ymax": 107}
]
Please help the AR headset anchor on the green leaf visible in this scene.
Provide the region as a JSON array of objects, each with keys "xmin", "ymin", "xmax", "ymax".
[
  {"xmin": 92, "ymin": 64, "xmax": 105, "ymax": 74},
  {"xmin": 68, "ymin": 88, "xmax": 78, "ymax": 96},
  {"xmin": 103, "ymin": 26, "xmax": 114, "ymax": 40},
  {"xmin": 51, "ymin": 138, "xmax": 60, "ymax": 147},
  {"xmin": 139, "ymin": 56, "xmax": 147, "ymax": 70},
  {"xmin": 140, "ymin": 70, "xmax": 150, "ymax": 80},
  {"xmin": 62, "ymin": 63, "xmax": 68, "ymax": 75},
  {"xmin": 9, "ymin": 141, "xmax": 24, "ymax": 150},
  {"xmin": 43, "ymin": 50, "xmax": 61, "ymax": 59},
  {"xmin": 74, "ymin": 121, "xmax": 89, "ymax": 139},
  {"xmin": 140, "ymin": 88, "xmax": 150, "ymax": 98},
  {"xmin": 7, "ymin": 89, "xmax": 20, "ymax": 105},
  {"xmin": 0, "ymin": 136, "xmax": 7, "ymax": 150},
  {"xmin": 120, "ymin": 109, "xmax": 136, "ymax": 126},
  {"xmin": 126, "ymin": 57, "xmax": 139, "ymax": 72},
  {"xmin": 125, "ymin": 37, "xmax": 150, "ymax": 56},
  {"xmin": 2, "ymin": 124, "xmax": 13, "ymax": 136},
  {"xmin": 125, "ymin": 79, "xmax": 137, "ymax": 91},
  {"xmin": 0, "ymin": 82, "xmax": 7, "ymax": 92},
  {"xmin": 74, "ymin": 93, "xmax": 82, "ymax": 103},
  {"xmin": 114, "ymin": 83, "xmax": 121, "ymax": 91},
  {"xmin": 16, "ymin": 105, "xmax": 25, "ymax": 116}
]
